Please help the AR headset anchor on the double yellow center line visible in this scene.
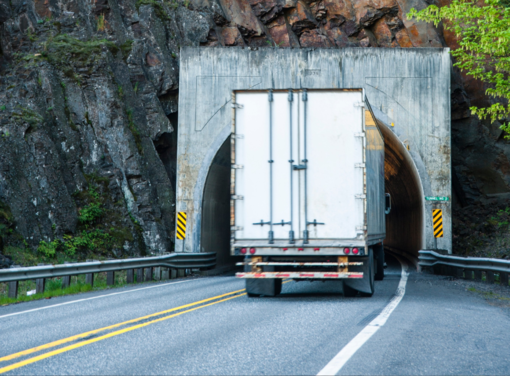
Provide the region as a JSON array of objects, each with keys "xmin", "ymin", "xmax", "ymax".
[{"xmin": 0, "ymin": 287, "xmax": 249, "ymax": 374}]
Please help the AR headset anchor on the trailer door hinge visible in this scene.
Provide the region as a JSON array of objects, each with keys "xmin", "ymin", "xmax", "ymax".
[
  {"xmin": 355, "ymin": 194, "xmax": 366, "ymax": 199},
  {"xmin": 232, "ymin": 164, "xmax": 244, "ymax": 169},
  {"xmin": 355, "ymin": 132, "xmax": 365, "ymax": 138},
  {"xmin": 355, "ymin": 163, "xmax": 365, "ymax": 168},
  {"xmin": 231, "ymin": 195, "xmax": 244, "ymax": 200},
  {"xmin": 232, "ymin": 103, "xmax": 244, "ymax": 109},
  {"xmin": 232, "ymin": 134, "xmax": 244, "ymax": 139},
  {"xmin": 231, "ymin": 226, "xmax": 243, "ymax": 231},
  {"xmin": 354, "ymin": 102, "xmax": 365, "ymax": 108},
  {"xmin": 293, "ymin": 164, "xmax": 307, "ymax": 170}
]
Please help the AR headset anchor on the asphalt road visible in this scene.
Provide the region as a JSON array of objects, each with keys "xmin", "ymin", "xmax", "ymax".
[{"xmin": 1, "ymin": 253, "xmax": 510, "ymax": 375}]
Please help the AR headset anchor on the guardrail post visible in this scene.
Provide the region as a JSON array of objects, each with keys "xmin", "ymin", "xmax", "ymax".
[
  {"xmin": 154, "ymin": 267, "xmax": 161, "ymax": 281},
  {"xmin": 127, "ymin": 269, "xmax": 134, "ymax": 283},
  {"xmin": 464, "ymin": 269, "xmax": 473, "ymax": 280},
  {"xmin": 474, "ymin": 270, "xmax": 482, "ymax": 281},
  {"xmin": 107, "ymin": 271, "xmax": 115, "ymax": 286},
  {"xmin": 454, "ymin": 267, "xmax": 463, "ymax": 279},
  {"xmin": 161, "ymin": 268, "xmax": 169, "ymax": 280},
  {"xmin": 500, "ymin": 272, "xmax": 509, "ymax": 287},
  {"xmin": 145, "ymin": 267, "xmax": 153, "ymax": 281},
  {"xmin": 85, "ymin": 260, "xmax": 94, "ymax": 287},
  {"xmin": 8, "ymin": 281, "xmax": 18, "ymax": 299},
  {"xmin": 62, "ymin": 262, "xmax": 71, "ymax": 289},
  {"xmin": 171, "ymin": 269, "xmax": 177, "ymax": 279},
  {"xmin": 36, "ymin": 263, "xmax": 45, "ymax": 294},
  {"xmin": 136, "ymin": 268, "xmax": 144, "ymax": 283},
  {"xmin": 486, "ymin": 271, "xmax": 495, "ymax": 284}
]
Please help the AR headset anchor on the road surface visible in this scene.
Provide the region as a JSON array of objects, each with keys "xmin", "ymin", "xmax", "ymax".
[{"xmin": 1, "ymin": 254, "xmax": 509, "ymax": 375}]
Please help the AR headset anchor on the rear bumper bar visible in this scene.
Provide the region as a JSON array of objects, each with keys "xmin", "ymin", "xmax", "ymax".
[
  {"xmin": 236, "ymin": 262, "xmax": 363, "ymax": 266},
  {"xmin": 236, "ymin": 272, "xmax": 364, "ymax": 279}
]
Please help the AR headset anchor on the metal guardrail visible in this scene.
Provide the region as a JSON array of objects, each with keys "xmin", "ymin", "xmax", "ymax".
[
  {"xmin": 1, "ymin": 252, "xmax": 216, "ymax": 299},
  {"xmin": 419, "ymin": 250, "xmax": 510, "ymax": 286}
]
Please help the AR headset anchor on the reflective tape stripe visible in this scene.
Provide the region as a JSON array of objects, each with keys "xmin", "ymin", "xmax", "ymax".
[
  {"xmin": 432, "ymin": 209, "xmax": 443, "ymax": 238},
  {"xmin": 176, "ymin": 212, "xmax": 187, "ymax": 240}
]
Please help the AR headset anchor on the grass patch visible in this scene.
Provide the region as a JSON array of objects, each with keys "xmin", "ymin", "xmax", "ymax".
[
  {"xmin": 0, "ymin": 271, "xmax": 133, "ymax": 306},
  {"xmin": 11, "ymin": 106, "xmax": 43, "ymax": 126},
  {"xmin": 136, "ymin": 0, "xmax": 174, "ymax": 21}
]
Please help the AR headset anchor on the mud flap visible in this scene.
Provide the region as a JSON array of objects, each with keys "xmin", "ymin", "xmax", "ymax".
[
  {"xmin": 246, "ymin": 278, "xmax": 280, "ymax": 297},
  {"xmin": 343, "ymin": 248, "xmax": 375, "ymax": 295},
  {"xmin": 245, "ymin": 263, "xmax": 281, "ymax": 297}
]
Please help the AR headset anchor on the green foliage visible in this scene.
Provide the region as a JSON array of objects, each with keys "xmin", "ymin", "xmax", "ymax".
[
  {"xmin": 137, "ymin": 0, "xmax": 173, "ymax": 21},
  {"xmin": 488, "ymin": 207, "xmax": 510, "ymax": 228},
  {"xmin": 0, "ymin": 105, "xmax": 5, "ymax": 111},
  {"xmin": 11, "ymin": 106, "xmax": 43, "ymax": 126},
  {"xmin": 97, "ymin": 14, "xmax": 106, "ymax": 32},
  {"xmin": 37, "ymin": 239, "xmax": 60, "ymax": 257},
  {"xmin": 118, "ymin": 85, "xmax": 124, "ymax": 98},
  {"xmin": 408, "ymin": 0, "xmax": 510, "ymax": 137},
  {"xmin": 134, "ymin": 82, "xmax": 139, "ymax": 94},
  {"xmin": 32, "ymin": 35, "xmax": 133, "ymax": 81},
  {"xmin": 126, "ymin": 108, "xmax": 143, "ymax": 154},
  {"xmin": 79, "ymin": 202, "xmax": 104, "ymax": 225}
]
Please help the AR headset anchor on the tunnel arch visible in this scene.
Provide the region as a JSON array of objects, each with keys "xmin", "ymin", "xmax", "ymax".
[
  {"xmin": 377, "ymin": 119, "xmax": 425, "ymax": 259},
  {"xmin": 200, "ymin": 135, "xmax": 235, "ymax": 270}
]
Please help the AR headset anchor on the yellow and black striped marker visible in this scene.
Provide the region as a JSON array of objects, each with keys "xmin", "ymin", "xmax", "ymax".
[
  {"xmin": 176, "ymin": 212, "xmax": 187, "ymax": 240},
  {"xmin": 433, "ymin": 209, "xmax": 443, "ymax": 238}
]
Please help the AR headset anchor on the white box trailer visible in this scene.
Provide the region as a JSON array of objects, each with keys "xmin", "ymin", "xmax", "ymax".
[{"xmin": 231, "ymin": 89, "xmax": 389, "ymax": 297}]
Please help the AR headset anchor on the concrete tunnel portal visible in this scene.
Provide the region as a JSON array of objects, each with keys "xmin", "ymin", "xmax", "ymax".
[
  {"xmin": 200, "ymin": 119, "xmax": 425, "ymax": 269},
  {"xmin": 177, "ymin": 48, "xmax": 451, "ymax": 270}
]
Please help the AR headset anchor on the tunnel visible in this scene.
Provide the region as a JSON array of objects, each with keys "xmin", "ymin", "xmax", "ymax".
[
  {"xmin": 200, "ymin": 136, "xmax": 236, "ymax": 270},
  {"xmin": 378, "ymin": 122, "xmax": 424, "ymax": 259},
  {"xmin": 200, "ymin": 122, "xmax": 424, "ymax": 269}
]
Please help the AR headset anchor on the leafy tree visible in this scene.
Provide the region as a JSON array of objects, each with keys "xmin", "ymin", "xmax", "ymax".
[{"xmin": 408, "ymin": 0, "xmax": 510, "ymax": 137}]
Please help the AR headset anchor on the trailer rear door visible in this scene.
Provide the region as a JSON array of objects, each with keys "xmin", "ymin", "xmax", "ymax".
[{"xmin": 233, "ymin": 90, "xmax": 365, "ymax": 244}]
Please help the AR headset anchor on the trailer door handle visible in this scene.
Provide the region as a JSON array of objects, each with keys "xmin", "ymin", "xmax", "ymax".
[
  {"xmin": 273, "ymin": 220, "xmax": 291, "ymax": 226},
  {"xmin": 307, "ymin": 219, "xmax": 325, "ymax": 226},
  {"xmin": 292, "ymin": 164, "xmax": 306, "ymax": 170}
]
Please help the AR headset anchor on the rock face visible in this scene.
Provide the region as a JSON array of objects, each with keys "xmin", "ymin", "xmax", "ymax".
[{"xmin": 0, "ymin": 0, "xmax": 508, "ymax": 259}]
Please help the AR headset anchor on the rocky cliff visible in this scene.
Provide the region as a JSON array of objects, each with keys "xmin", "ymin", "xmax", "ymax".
[{"xmin": 0, "ymin": 0, "xmax": 508, "ymax": 263}]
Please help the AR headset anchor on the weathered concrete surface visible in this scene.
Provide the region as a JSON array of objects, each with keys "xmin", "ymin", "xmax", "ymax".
[{"xmin": 177, "ymin": 47, "xmax": 451, "ymax": 258}]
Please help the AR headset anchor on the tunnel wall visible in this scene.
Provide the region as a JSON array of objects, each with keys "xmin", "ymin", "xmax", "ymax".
[{"xmin": 176, "ymin": 48, "xmax": 451, "ymax": 262}]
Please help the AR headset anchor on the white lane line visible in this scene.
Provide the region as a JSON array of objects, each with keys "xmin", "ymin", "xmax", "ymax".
[
  {"xmin": 0, "ymin": 279, "xmax": 199, "ymax": 320},
  {"xmin": 317, "ymin": 257, "xmax": 409, "ymax": 375}
]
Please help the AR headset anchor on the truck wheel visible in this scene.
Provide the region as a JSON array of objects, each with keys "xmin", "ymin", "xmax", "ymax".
[
  {"xmin": 275, "ymin": 278, "xmax": 282, "ymax": 295},
  {"xmin": 360, "ymin": 249, "xmax": 375, "ymax": 297},
  {"xmin": 343, "ymin": 283, "xmax": 358, "ymax": 297},
  {"xmin": 374, "ymin": 245, "xmax": 385, "ymax": 281}
]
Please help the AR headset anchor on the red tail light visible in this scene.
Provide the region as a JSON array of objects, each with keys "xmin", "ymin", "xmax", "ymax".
[
  {"xmin": 344, "ymin": 248, "xmax": 350, "ymax": 254},
  {"xmin": 314, "ymin": 248, "xmax": 320, "ymax": 251},
  {"xmin": 298, "ymin": 248, "xmax": 304, "ymax": 251},
  {"xmin": 352, "ymin": 248, "xmax": 359, "ymax": 254},
  {"xmin": 249, "ymin": 248, "xmax": 256, "ymax": 254},
  {"xmin": 240, "ymin": 248, "xmax": 247, "ymax": 254},
  {"xmin": 282, "ymin": 248, "xmax": 288, "ymax": 251}
]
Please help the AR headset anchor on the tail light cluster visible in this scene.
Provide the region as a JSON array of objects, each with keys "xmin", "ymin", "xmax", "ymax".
[
  {"xmin": 344, "ymin": 247, "xmax": 362, "ymax": 255},
  {"xmin": 240, "ymin": 248, "xmax": 256, "ymax": 255}
]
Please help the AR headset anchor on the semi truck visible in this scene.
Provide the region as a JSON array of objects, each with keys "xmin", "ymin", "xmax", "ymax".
[{"xmin": 231, "ymin": 89, "xmax": 390, "ymax": 297}]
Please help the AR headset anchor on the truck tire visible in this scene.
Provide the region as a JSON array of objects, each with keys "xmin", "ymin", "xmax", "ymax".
[
  {"xmin": 343, "ymin": 283, "xmax": 358, "ymax": 297},
  {"xmin": 360, "ymin": 250, "xmax": 375, "ymax": 297},
  {"xmin": 374, "ymin": 245, "xmax": 385, "ymax": 281},
  {"xmin": 275, "ymin": 278, "xmax": 282, "ymax": 295}
]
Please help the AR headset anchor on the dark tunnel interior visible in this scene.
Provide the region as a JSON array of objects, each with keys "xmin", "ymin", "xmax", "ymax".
[
  {"xmin": 201, "ymin": 125, "xmax": 424, "ymax": 268},
  {"xmin": 379, "ymin": 123, "xmax": 424, "ymax": 259}
]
